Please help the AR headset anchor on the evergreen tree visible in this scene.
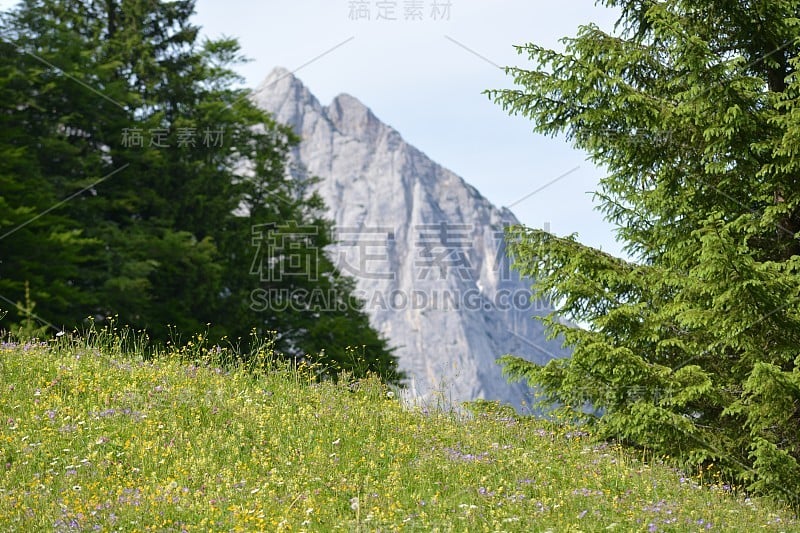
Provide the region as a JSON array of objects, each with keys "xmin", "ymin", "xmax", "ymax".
[
  {"xmin": 0, "ymin": 0, "xmax": 401, "ymax": 383},
  {"xmin": 491, "ymin": 0, "xmax": 800, "ymax": 507},
  {"xmin": 0, "ymin": 9, "xmax": 102, "ymax": 333}
]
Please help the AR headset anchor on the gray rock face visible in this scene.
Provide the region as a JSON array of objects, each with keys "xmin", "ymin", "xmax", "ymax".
[{"xmin": 252, "ymin": 67, "xmax": 568, "ymax": 410}]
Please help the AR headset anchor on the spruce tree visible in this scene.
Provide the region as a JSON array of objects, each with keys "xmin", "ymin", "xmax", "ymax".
[{"xmin": 491, "ymin": 0, "xmax": 800, "ymax": 507}]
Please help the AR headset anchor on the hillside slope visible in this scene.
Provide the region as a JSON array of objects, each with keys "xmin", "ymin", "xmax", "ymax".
[{"xmin": 0, "ymin": 339, "xmax": 796, "ymax": 531}]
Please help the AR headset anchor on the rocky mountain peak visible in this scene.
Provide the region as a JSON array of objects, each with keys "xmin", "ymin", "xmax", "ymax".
[
  {"xmin": 253, "ymin": 67, "xmax": 569, "ymax": 410},
  {"xmin": 326, "ymin": 93, "xmax": 381, "ymax": 139},
  {"xmin": 253, "ymin": 67, "xmax": 322, "ymax": 130}
]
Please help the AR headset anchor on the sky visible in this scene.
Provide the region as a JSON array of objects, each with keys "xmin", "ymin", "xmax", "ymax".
[
  {"xmin": 1, "ymin": 0, "xmax": 626, "ymax": 258},
  {"xmin": 190, "ymin": 0, "xmax": 626, "ymax": 258}
]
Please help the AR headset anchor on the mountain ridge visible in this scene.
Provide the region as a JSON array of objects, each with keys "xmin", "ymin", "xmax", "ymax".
[{"xmin": 252, "ymin": 67, "xmax": 568, "ymax": 409}]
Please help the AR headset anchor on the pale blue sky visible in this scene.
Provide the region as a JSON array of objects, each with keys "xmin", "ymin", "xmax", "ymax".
[{"xmin": 2, "ymin": 0, "xmax": 626, "ymax": 257}]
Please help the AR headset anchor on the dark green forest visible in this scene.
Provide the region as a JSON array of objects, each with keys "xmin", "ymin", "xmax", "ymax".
[{"xmin": 0, "ymin": 0, "xmax": 401, "ymax": 383}]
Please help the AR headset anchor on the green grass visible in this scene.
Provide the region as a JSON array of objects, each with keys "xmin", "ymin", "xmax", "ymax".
[{"xmin": 0, "ymin": 336, "xmax": 797, "ymax": 532}]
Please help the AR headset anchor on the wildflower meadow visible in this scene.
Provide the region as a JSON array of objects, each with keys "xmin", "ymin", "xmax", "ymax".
[{"xmin": 0, "ymin": 330, "xmax": 797, "ymax": 531}]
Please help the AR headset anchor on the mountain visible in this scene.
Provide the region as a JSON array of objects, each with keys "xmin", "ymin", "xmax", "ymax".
[{"xmin": 251, "ymin": 67, "xmax": 569, "ymax": 410}]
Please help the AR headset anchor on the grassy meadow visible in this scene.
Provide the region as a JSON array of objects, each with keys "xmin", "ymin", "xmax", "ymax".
[{"xmin": 0, "ymin": 333, "xmax": 798, "ymax": 532}]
